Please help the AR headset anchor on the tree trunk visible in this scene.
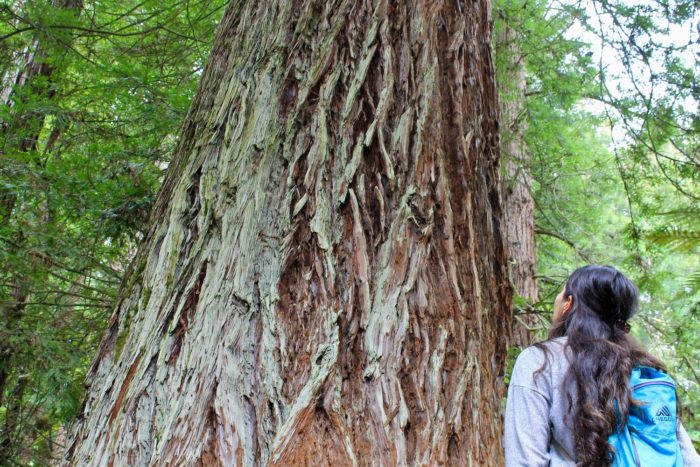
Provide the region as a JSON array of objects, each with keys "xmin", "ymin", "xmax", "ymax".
[
  {"xmin": 0, "ymin": 0, "xmax": 29, "ymax": 108},
  {"xmin": 496, "ymin": 22, "xmax": 538, "ymax": 347},
  {"xmin": 64, "ymin": 0, "xmax": 511, "ymax": 465}
]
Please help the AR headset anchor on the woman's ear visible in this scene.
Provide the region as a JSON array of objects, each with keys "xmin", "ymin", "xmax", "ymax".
[{"xmin": 562, "ymin": 296, "xmax": 572, "ymax": 314}]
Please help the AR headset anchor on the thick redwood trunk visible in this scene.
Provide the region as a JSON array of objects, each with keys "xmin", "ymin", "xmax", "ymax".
[
  {"xmin": 496, "ymin": 22, "xmax": 538, "ymax": 346},
  {"xmin": 64, "ymin": 1, "xmax": 511, "ymax": 465}
]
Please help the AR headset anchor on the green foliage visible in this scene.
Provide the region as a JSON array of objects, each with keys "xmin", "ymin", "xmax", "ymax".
[
  {"xmin": 504, "ymin": 345, "xmax": 525, "ymax": 386},
  {"xmin": 0, "ymin": 0, "xmax": 225, "ymax": 463},
  {"xmin": 496, "ymin": 0, "xmax": 699, "ymax": 446}
]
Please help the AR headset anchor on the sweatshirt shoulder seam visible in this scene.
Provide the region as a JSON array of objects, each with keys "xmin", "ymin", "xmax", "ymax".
[{"xmin": 509, "ymin": 383, "xmax": 550, "ymax": 400}]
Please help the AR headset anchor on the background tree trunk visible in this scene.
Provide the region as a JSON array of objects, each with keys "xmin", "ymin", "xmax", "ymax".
[
  {"xmin": 496, "ymin": 22, "xmax": 538, "ymax": 347},
  {"xmin": 64, "ymin": 0, "xmax": 511, "ymax": 465}
]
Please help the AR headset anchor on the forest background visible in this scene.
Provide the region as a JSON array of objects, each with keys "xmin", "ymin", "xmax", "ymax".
[{"xmin": 0, "ymin": 0, "xmax": 697, "ymax": 464}]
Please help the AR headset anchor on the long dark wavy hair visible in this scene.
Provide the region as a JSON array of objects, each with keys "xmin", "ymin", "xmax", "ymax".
[{"xmin": 540, "ymin": 265, "xmax": 665, "ymax": 466}]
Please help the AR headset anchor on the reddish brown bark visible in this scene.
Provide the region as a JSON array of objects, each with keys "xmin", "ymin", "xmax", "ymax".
[{"xmin": 64, "ymin": 1, "xmax": 512, "ymax": 465}]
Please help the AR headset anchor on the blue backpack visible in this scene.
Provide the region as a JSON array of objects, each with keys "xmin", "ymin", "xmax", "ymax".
[{"xmin": 609, "ymin": 366, "xmax": 684, "ymax": 466}]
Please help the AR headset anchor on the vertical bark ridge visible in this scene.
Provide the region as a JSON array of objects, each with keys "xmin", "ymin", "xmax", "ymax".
[{"xmin": 64, "ymin": 0, "xmax": 511, "ymax": 465}]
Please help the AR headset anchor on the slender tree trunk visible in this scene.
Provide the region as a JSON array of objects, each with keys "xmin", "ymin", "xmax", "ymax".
[
  {"xmin": 1, "ymin": 372, "xmax": 28, "ymax": 458},
  {"xmin": 0, "ymin": 0, "xmax": 29, "ymax": 108},
  {"xmin": 0, "ymin": 241, "xmax": 31, "ymax": 460},
  {"xmin": 496, "ymin": 22, "xmax": 538, "ymax": 347},
  {"xmin": 64, "ymin": 0, "xmax": 511, "ymax": 465}
]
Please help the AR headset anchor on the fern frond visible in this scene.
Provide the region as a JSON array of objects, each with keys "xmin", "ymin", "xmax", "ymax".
[
  {"xmin": 646, "ymin": 228, "xmax": 700, "ymax": 253},
  {"xmin": 684, "ymin": 271, "xmax": 700, "ymax": 295},
  {"xmin": 654, "ymin": 207, "xmax": 700, "ymax": 229}
]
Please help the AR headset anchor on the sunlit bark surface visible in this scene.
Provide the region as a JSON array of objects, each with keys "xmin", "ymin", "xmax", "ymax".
[{"xmin": 64, "ymin": 0, "xmax": 511, "ymax": 465}]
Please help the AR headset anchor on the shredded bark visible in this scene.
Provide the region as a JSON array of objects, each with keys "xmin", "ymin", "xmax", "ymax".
[{"xmin": 64, "ymin": 1, "xmax": 512, "ymax": 465}]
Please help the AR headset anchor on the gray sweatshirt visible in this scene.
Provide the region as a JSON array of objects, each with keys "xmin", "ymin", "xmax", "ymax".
[{"xmin": 504, "ymin": 336, "xmax": 700, "ymax": 466}]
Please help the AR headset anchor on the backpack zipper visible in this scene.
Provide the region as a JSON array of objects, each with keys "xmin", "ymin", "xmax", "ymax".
[
  {"xmin": 628, "ymin": 426, "xmax": 642, "ymax": 467},
  {"xmin": 631, "ymin": 381, "xmax": 675, "ymax": 390}
]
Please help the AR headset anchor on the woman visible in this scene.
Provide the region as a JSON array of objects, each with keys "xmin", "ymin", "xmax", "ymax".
[{"xmin": 504, "ymin": 264, "xmax": 700, "ymax": 466}]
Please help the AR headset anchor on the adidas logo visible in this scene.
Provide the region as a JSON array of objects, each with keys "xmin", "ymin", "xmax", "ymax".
[{"xmin": 655, "ymin": 405, "xmax": 674, "ymax": 422}]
